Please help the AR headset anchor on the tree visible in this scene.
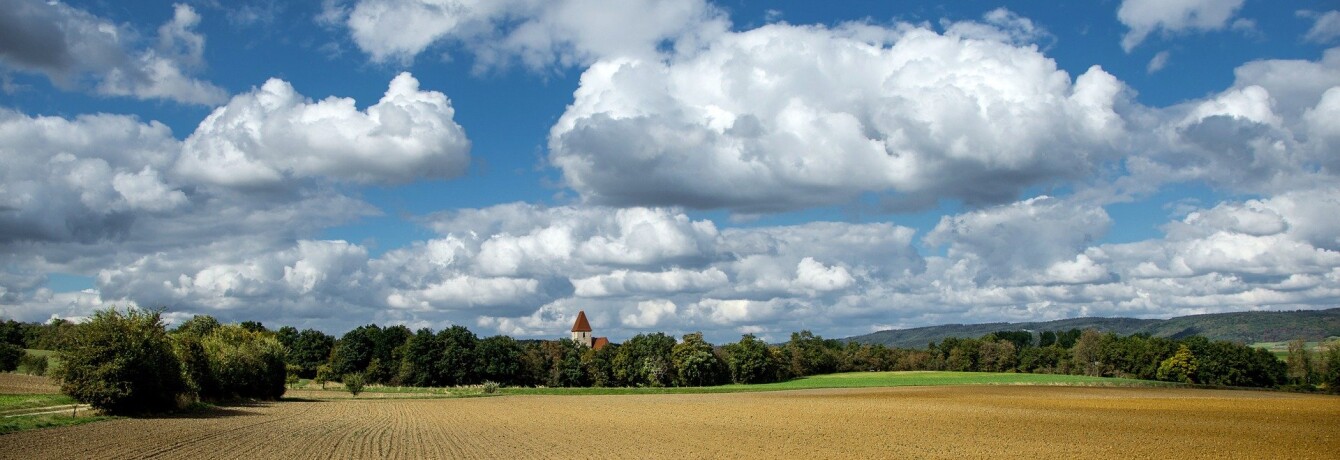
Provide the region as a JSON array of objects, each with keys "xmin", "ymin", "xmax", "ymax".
[
  {"xmin": 476, "ymin": 335, "xmax": 523, "ymax": 386},
  {"xmin": 723, "ymin": 334, "xmax": 780, "ymax": 384},
  {"xmin": 1156, "ymin": 344, "xmax": 1198, "ymax": 383},
  {"xmin": 541, "ymin": 339, "xmax": 586, "ymax": 387},
  {"xmin": 239, "ymin": 321, "xmax": 267, "ymax": 333},
  {"xmin": 58, "ymin": 308, "xmax": 185, "ymax": 415},
  {"xmin": 978, "ymin": 340, "xmax": 1018, "ymax": 373},
  {"xmin": 288, "ymin": 329, "xmax": 335, "ymax": 378},
  {"xmin": 173, "ymin": 315, "xmax": 221, "ymax": 338},
  {"xmin": 330, "ymin": 325, "xmax": 381, "ymax": 379},
  {"xmin": 0, "ymin": 343, "xmax": 22, "ymax": 372},
  {"xmin": 672, "ymin": 332, "xmax": 725, "ymax": 387},
  {"xmin": 1320, "ymin": 344, "xmax": 1340, "ymax": 393},
  {"xmin": 397, "ymin": 328, "xmax": 443, "ymax": 387},
  {"xmin": 613, "ymin": 333, "xmax": 676, "ymax": 387},
  {"xmin": 437, "ymin": 325, "xmax": 479, "ymax": 386},
  {"xmin": 344, "ymin": 372, "xmax": 366, "ymax": 397},
  {"xmin": 782, "ymin": 331, "xmax": 839, "ymax": 377},
  {"xmin": 200, "ymin": 325, "xmax": 288, "ymax": 400},
  {"xmin": 1070, "ymin": 329, "xmax": 1108, "ymax": 376},
  {"xmin": 1286, "ymin": 339, "xmax": 1315, "ymax": 386}
]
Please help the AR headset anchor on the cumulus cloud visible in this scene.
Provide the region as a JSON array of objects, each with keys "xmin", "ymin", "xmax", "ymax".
[
  {"xmin": 1118, "ymin": 0, "xmax": 1245, "ymax": 52},
  {"xmin": 176, "ymin": 72, "xmax": 470, "ymax": 188},
  {"xmin": 0, "ymin": 109, "xmax": 184, "ymax": 244},
  {"xmin": 925, "ymin": 196, "xmax": 1112, "ymax": 282},
  {"xmin": 1147, "ymin": 50, "xmax": 1171, "ymax": 74},
  {"xmin": 549, "ymin": 18, "xmax": 1126, "ymax": 213},
  {"xmin": 1122, "ymin": 49, "xmax": 1340, "ymax": 195},
  {"xmin": 330, "ymin": 0, "xmax": 729, "ymax": 70},
  {"xmin": 0, "ymin": 1, "xmax": 226, "ymax": 105}
]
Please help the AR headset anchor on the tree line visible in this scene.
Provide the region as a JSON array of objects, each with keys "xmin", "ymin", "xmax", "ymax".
[{"xmin": 4, "ymin": 309, "xmax": 1338, "ymax": 415}]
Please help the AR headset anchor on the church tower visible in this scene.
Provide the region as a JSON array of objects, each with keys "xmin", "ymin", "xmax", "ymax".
[{"xmin": 571, "ymin": 310, "xmax": 593, "ymax": 346}]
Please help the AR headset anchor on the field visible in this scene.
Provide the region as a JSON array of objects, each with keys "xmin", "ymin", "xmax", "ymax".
[
  {"xmin": 1, "ymin": 385, "xmax": 1336, "ymax": 459},
  {"xmin": 1252, "ymin": 340, "xmax": 1337, "ymax": 360}
]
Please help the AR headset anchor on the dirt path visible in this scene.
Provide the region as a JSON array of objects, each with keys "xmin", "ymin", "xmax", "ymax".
[{"xmin": 1, "ymin": 386, "xmax": 1336, "ymax": 459}]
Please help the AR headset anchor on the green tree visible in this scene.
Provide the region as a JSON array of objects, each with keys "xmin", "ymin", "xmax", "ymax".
[
  {"xmin": 200, "ymin": 324, "xmax": 288, "ymax": 400},
  {"xmin": 288, "ymin": 329, "xmax": 335, "ymax": 378},
  {"xmin": 0, "ymin": 343, "xmax": 22, "ymax": 372},
  {"xmin": 613, "ymin": 333, "xmax": 676, "ymax": 387},
  {"xmin": 476, "ymin": 335, "xmax": 523, "ymax": 385},
  {"xmin": 1320, "ymin": 344, "xmax": 1340, "ymax": 393},
  {"xmin": 330, "ymin": 325, "xmax": 381, "ymax": 379},
  {"xmin": 344, "ymin": 372, "xmax": 366, "ymax": 397},
  {"xmin": 1156, "ymin": 344, "xmax": 1198, "ymax": 383},
  {"xmin": 671, "ymin": 332, "xmax": 725, "ymax": 387},
  {"xmin": 19, "ymin": 352, "xmax": 49, "ymax": 376},
  {"xmin": 396, "ymin": 328, "xmax": 443, "ymax": 387},
  {"xmin": 782, "ymin": 331, "xmax": 839, "ymax": 377},
  {"xmin": 1286, "ymin": 339, "xmax": 1314, "ymax": 386},
  {"xmin": 723, "ymin": 334, "xmax": 780, "ymax": 384},
  {"xmin": 1070, "ymin": 329, "xmax": 1108, "ymax": 376},
  {"xmin": 436, "ymin": 325, "xmax": 479, "ymax": 386},
  {"xmin": 57, "ymin": 308, "xmax": 185, "ymax": 415},
  {"xmin": 172, "ymin": 315, "xmax": 221, "ymax": 338}
]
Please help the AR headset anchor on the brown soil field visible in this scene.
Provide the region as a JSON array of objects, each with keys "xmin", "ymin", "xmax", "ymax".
[
  {"xmin": 1, "ymin": 386, "xmax": 1336, "ymax": 459},
  {"xmin": 0, "ymin": 373, "xmax": 61, "ymax": 394}
]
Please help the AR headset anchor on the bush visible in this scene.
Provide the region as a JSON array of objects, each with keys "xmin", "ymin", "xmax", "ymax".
[
  {"xmin": 199, "ymin": 325, "xmax": 287, "ymax": 400},
  {"xmin": 57, "ymin": 308, "xmax": 185, "ymax": 415},
  {"xmin": 344, "ymin": 372, "xmax": 366, "ymax": 397},
  {"xmin": 19, "ymin": 353, "xmax": 49, "ymax": 376},
  {"xmin": 0, "ymin": 343, "xmax": 22, "ymax": 372},
  {"xmin": 482, "ymin": 380, "xmax": 500, "ymax": 394}
]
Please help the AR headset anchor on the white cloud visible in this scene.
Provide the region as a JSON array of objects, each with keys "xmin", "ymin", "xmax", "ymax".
[
  {"xmin": 176, "ymin": 72, "xmax": 470, "ymax": 188},
  {"xmin": 0, "ymin": 1, "xmax": 226, "ymax": 105},
  {"xmin": 1118, "ymin": 0, "xmax": 1245, "ymax": 52},
  {"xmin": 925, "ymin": 196, "xmax": 1111, "ymax": 276},
  {"xmin": 0, "ymin": 109, "xmax": 184, "ymax": 244},
  {"xmin": 335, "ymin": 0, "xmax": 729, "ymax": 70},
  {"xmin": 1147, "ymin": 50, "xmax": 1171, "ymax": 73},
  {"xmin": 550, "ymin": 20, "xmax": 1127, "ymax": 213},
  {"xmin": 622, "ymin": 299, "xmax": 677, "ymax": 328},
  {"xmin": 1301, "ymin": 10, "xmax": 1340, "ymax": 44}
]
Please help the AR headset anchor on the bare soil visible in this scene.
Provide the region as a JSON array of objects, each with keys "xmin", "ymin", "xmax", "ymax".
[
  {"xmin": 0, "ymin": 373, "xmax": 61, "ymax": 394},
  {"xmin": 1, "ymin": 386, "xmax": 1336, "ymax": 459}
]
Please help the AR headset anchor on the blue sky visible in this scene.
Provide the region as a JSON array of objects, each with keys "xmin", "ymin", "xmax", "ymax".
[{"xmin": 2, "ymin": 0, "xmax": 1339, "ymax": 343}]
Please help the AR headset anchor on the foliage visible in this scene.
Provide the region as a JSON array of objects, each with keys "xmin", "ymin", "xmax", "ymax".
[
  {"xmin": 1156, "ymin": 345, "xmax": 1198, "ymax": 383},
  {"xmin": 436, "ymin": 325, "xmax": 479, "ymax": 386},
  {"xmin": 57, "ymin": 308, "xmax": 185, "ymax": 415},
  {"xmin": 19, "ymin": 352, "xmax": 49, "ymax": 376},
  {"xmin": 172, "ymin": 315, "xmax": 221, "ymax": 338},
  {"xmin": 1286, "ymin": 339, "xmax": 1315, "ymax": 386},
  {"xmin": 343, "ymin": 372, "xmax": 366, "ymax": 396},
  {"xmin": 397, "ymin": 328, "xmax": 444, "ymax": 387},
  {"xmin": 671, "ymin": 332, "xmax": 727, "ymax": 386},
  {"xmin": 482, "ymin": 380, "xmax": 500, "ymax": 394},
  {"xmin": 476, "ymin": 335, "xmax": 524, "ymax": 385},
  {"xmin": 0, "ymin": 342, "xmax": 22, "ymax": 372},
  {"xmin": 612, "ymin": 333, "xmax": 676, "ymax": 387},
  {"xmin": 199, "ymin": 325, "xmax": 288, "ymax": 400},
  {"xmin": 287, "ymin": 329, "xmax": 335, "ymax": 378},
  {"xmin": 314, "ymin": 364, "xmax": 333, "ymax": 389},
  {"xmin": 723, "ymin": 334, "xmax": 781, "ymax": 384},
  {"xmin": 1321, "ymin": 344, "xmax": 1340, "ymax": 393},
  {"xmin": 781, "ymin": 331, "xmax": 840, "ymax": 377}
]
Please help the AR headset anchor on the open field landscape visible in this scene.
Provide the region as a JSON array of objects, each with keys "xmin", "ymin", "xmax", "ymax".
[{"xmin": 1, "ymin": 384, "xmax": 1336, "ymax": 459}]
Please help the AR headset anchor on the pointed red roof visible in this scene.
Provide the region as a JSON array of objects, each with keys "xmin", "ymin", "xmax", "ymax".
[
  {"xmin": 592, "ymin": 337, "xmax": 609, "ymax": 351},
  {"xmin": 571, "ymin": 310, "xmax": 592, "ymax": 332}
]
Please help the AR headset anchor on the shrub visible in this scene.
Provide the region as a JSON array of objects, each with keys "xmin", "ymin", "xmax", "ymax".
[
  {"xmin": 0, "ymin": 343, "xmax": 22, "ymax": 372},
  {"xmin": 344, "ymin": 372, "xmax": 366, "ymax": 397},
  {"xmin": 19, "ymin": 353, "xmax": 49, "ymax": 376},
  {"xmin": 482, "ymin": 380, "xmax": 500, "ymax": 394},
  {"xmin": 57, "ymin": 308, "xmax": 185, "ymax": 415},
  {"xmin": 200, "ymin": 325, "xmax": 287, "ymax": 400}
]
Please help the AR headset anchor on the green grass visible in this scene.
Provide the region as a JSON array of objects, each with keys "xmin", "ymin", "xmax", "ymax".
[
  {"xmin": 1251, "ymin": 339, "xmax": 1337, "ymax": 360},
  {"xmin": 499, "ymin": 371, "xmax": 1172, "ymax": 396},
  {"xmin": 0, "ymin": 394, "xmax": 77, "ymax": 412},
  {"xmin": 0, "ymin": 413, "xmax": 112, "ymax": 435}
]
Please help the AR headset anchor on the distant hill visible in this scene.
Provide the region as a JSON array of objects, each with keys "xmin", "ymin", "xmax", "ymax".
[{"xmin": 845, "ymin": 308, "xmax": 1340, "ymax": 348}]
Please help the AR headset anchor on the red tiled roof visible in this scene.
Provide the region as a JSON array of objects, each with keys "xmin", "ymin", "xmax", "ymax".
[
  {"xmin": 571, "ymin": 310, "xmax": 592, "ymax": 332},
  {"xmin": 592, "ymin": 337, "xmax": 609, "ymax": 351}
]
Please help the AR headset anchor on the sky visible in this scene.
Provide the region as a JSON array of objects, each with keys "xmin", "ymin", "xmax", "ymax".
[{"xmin": 1, "ymin": 0, "xmax": 1339, "ymax": 344}]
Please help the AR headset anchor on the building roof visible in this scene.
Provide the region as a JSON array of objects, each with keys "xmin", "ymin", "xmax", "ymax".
[
  {"xmin": 571, "ymin": 310, "xmax": 592, "ymax": 332},
  {"xmin": 592, "ymin": 337, "xmax": 609, "ymax": 351}
]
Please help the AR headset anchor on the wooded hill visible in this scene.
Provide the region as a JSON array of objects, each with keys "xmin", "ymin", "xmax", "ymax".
[{"xmin": 846, "ymin": 308, "xmax": 1340, "ymax": 349}]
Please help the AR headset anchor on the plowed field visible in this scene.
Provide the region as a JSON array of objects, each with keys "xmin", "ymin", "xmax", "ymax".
[
  {"xmin": 2, "ymin": 386, "xmax": 1336, "ymax": 459},
  {"xmin": 0, "ymin": 373, "xmax": 60, "ymax": 394}
]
